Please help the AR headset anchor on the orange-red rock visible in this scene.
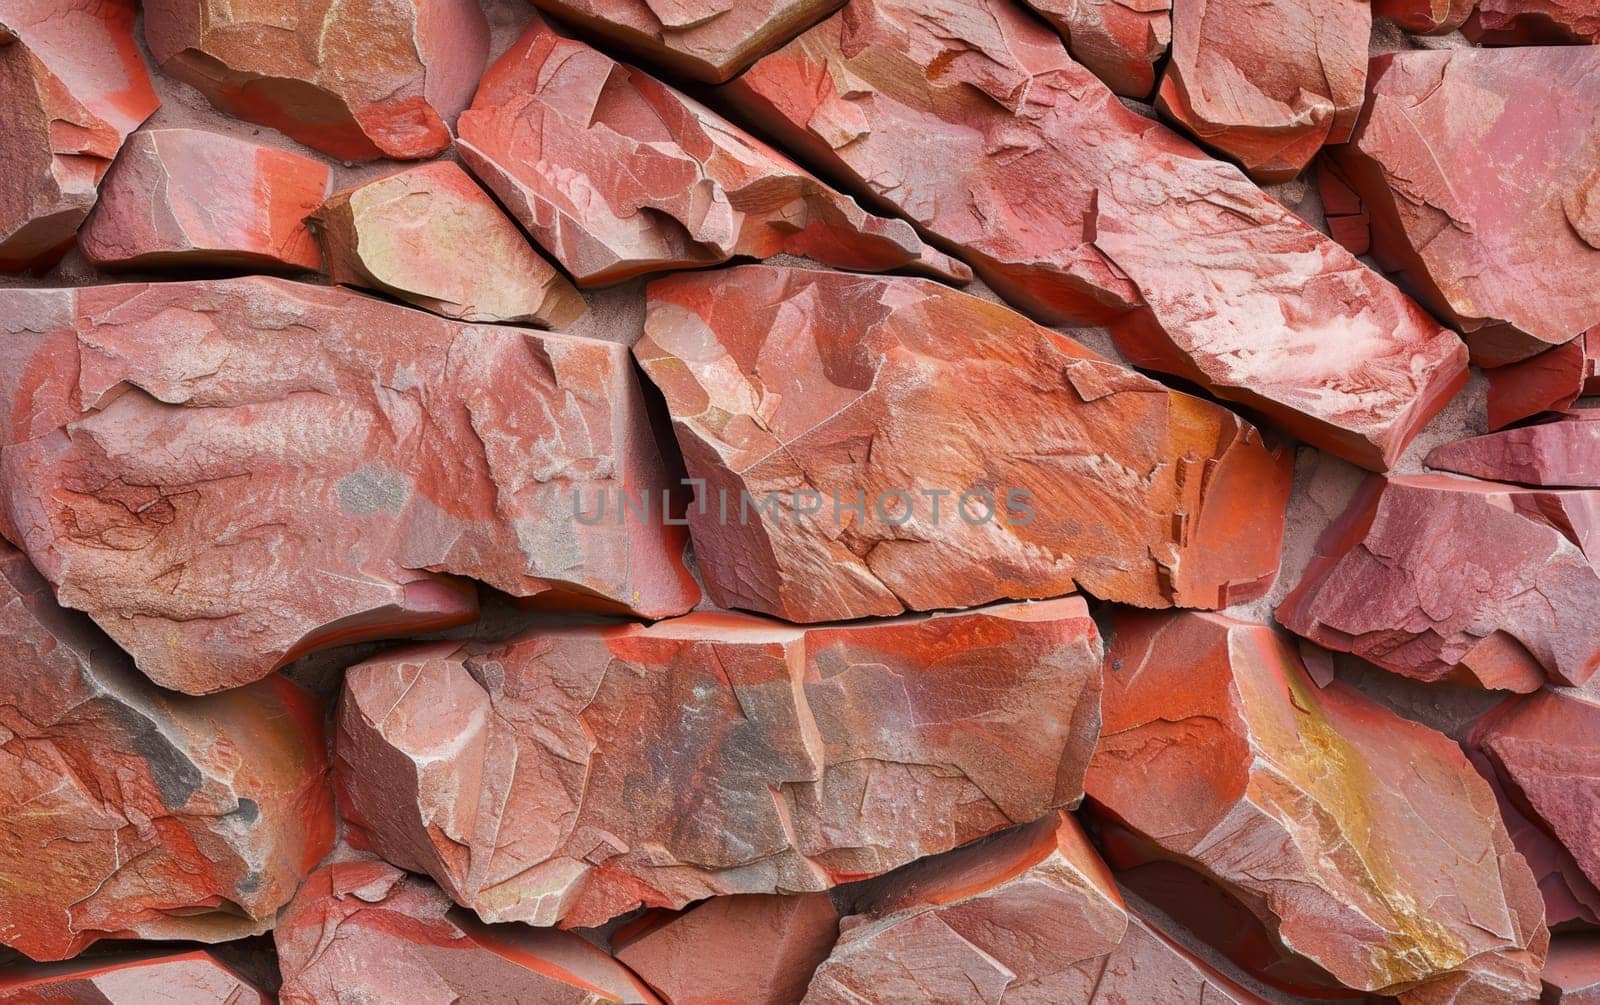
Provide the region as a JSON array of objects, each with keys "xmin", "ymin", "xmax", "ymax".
[
  {"xmin": 0, "ymin": 277, "xmax": 697, "ymax": 694},
  {"xmin": 1157, "ymin": 0, "xmax": 1370, "ymax": 182},
  {"xmin": 335, "ymin": 599, "xmax": 1103, "ymax": 928},
  {"xmin": 1085, "ymin": 610, "xmax": 1549, "ymax": 1001},
  {"xmin": 0, "ymin": 541, "xmax": 334, "ymax": 961},
  {"xmin": 1332, "ymin": 47, "xmax": 1600, "ymax": 367},
  {"xmin": 1426, "ymin": 412, "xmax": 1600, "ymax": 489},
  {"xmin": 1020, "ymin": 0, "xmax": 1171, "ymax": 97},
  {"xmin": 614, "ymin": 894, "xmax": 839, "ymax": 1005},
  {"xmin": 1546, "ymin": 937, "xmax": 1600, "ymax": 1004},
  {"xmin": 530, "ymin": 0, "xmax": 843, "ymax": 83},
  {"xmin": 0, "ymin": 949, "xmax": 270, "ymax": 1003},
  {"xmin": 1277, "ymin": 475, "xmax": 1600, "ymax": 692},
  {"xmin": 636, "ymin": 266, "xmax": 1290, "ymax": 622},
  {"xmin": 1466, "ymin": 0, "xmax": 1600, "ymax": 44},
  {"xmin": 277, "ymin": 856, "xmax": 660, "ymax": 1005},
  {"xmin": 725, "ymin": 0, "xmax": 1467, "ymax": 470},
  {"xmin": 313, "ymin": 162, "xmax": 586, "ymax": 328},
  {"xmin": 80, "ymin": 128, "xmax": 328, "ymax": 272},
  {"xmin": 456, "ymin": 17, "xmax": 967, "ymax": 288},
  {"xmin": 1372, "ymin": 0, "xmax": 1474, "ymax": 32},
  {"xmin": 142, "ymin": 0, "xmax": 488, "ymax": 161},
  {"xmin": 0, "ymin": 0, "xmax": 158, "ymax": 271},
  {"xmin": 1488, "ymin": 329, "xmax": 1600, "ymax": 431}
]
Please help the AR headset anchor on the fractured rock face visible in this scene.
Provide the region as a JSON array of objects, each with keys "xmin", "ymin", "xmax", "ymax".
[
  {"xmin": 0, "ymin": 0, "xmax": 158, "ymax": 271},
  {"xmin": 142, "ymin": 0, "xmax": 488, "ymax": 161},
  {"xmin": 80, "ymin": 128, "xmax": 329, "ymax": 272},
  {"xmin": 1466, "ymin": 0, "xmax": 1600, "ymax": 44},
  {"xmin": 1426, "ymin": 412, "xmax": 1600, "ymax": 489},
  {"xmin": 1332, "ymin": 47, "xmax": 1600, "ymax": 367},
  {"xmin": 335, "ymin": 598, "xmax": 1104, "ymax": 928},
  {"xmin": 1084, "ymin": 610, "xmax": 1549, "ymax": 1001},
  {"xmin": 530, "ymin": 0, "xmax": 844, "ymax": 83},
  {"xmin": 456, "ymin": 17, "xmax": 968, "ymax": 288},
  {"xmin": 1277, "ymin": 474, "xmax": 1600, "ymax": 692},
  {"xmin": 1020, "ymin": 0, "xmax": 1172, "ymax": 98},
  {"xmin": 0, "ymin": 541, "xmax": 334, "ymax": 962},
  {"xmin": 0, "ymin": 277, "xmax": 698, "ymax": 694},
  {"xmin": 1487, "ymin": 329, "xmax": 1600, "ymax": 431},
  {"xmin": 276, "ymin": 856, "xmax": 660, "ymax": 1005},
  {"xmin": 1157, "ymin": 0, "xmax": 1370, "ymax": 182},
  {"xmin": 636, "ymin": 266, "xmax": 1290, "ymax": 622},
  {"xmin": 0, "ymin": 949, "xmax": 271, "ymax": 1003},
  {"xmin": 724, "ymin": 0, "xmax": 1467, "ymax": 470},
  {"xmin": 1371, "ymin": 0, "xmax": 1474, "ymax": 32},
  {"xmin": 313, "ymin": 162, "xmax": 586, "ymax": 328}
]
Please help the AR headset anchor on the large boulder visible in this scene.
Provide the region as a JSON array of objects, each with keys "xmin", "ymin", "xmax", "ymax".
[{"xmin": 1019, "ymin": 0, "xmax": 1171, "ymax": 98}]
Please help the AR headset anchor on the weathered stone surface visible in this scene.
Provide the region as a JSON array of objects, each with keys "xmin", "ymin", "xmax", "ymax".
[
  {"xmin": 142, "ymin": 0, "xmax": 488, "ymax": 161},
  {"xmin": 1371, "ymin": 0, "xmax": 1474, "ymax": 32},
  {"xmin": 80, "ymin": 128, "xmax": 328, "ymax": 272},
  {"xmin": 1487, "ymin": 329, "xmax": 1600, "ymax": 431},
  {"xmin": 1466, "ymin": 0, "xmax": 1600, "ymax": 44},
  {"xmin": 1157, "ymin": 0, "xmax": 1369, "ymax": 182},
  {"xmin": 335, "ymin": 598, "xmax": 1103, "ymax": 928},
  {"xmin": 0, "ymin": 277, "xmax": 697, "ymax": 694},
  {"xmin": 313, "ymin": 161, "xmax": 585, "ymax": 328},
  {"xmin": 1085, "ymin": 609, "xmax": 1550, "ymax": 1001},
  {"xmin": 636, "ymin": 266, "xmax": 1291, "ymax": 622},
  {"xmin": 615, "ymin": 894, "xmax": 839, "ymax": 1005},
  {"xmin": 1426, "ymin": 412, "xmax": 1600, "ymax": 488},
  {"xmin": 277, "ymin": 856, "xmax": 659, "ymax": 1005},
  {"xmin": 725, "ymin": 0, "xmax": 1467, "ymax": 470},
  {"xmin": 0, "ymin": 541, "xmax": 334, "ymax": 961},
  {"xmin": 1332, "ymin": 47, "xmax": 1600, "ymax": 367},
  {"xmin": 531, "ymin": 0, "xmax": 844, "ymax": 83},
  {"xmin": 456, "ymin": 18, "xmax": 968, "ymax": 288},
  {"xmin": 0, "ymin": 949, "xmax": 270, "ymax": 1003},
  {"xmin": 1277, "ymin": 474, "xmax": 1600, "ymax": 692},
  {"xmin": 0, "ymin": 0, "xmax": 158, "ymax": 271},
  {"xmin": 1546, "ymin": 937, "xmax": 1600, "ymax": 1004},
  {"xmin": 1020, "ymin": 0, "xmax": 1171, "ymax": 98}
]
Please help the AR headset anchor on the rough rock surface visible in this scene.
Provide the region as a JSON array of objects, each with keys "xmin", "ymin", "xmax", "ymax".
[
  {"xmin": 530, "ymin": 0, "xmax": 844, "ymax": 83},
  {"xmin": 1371, "ymin": 0, "xmax": 1474, "ymax": 32},
  {"xmin": 1020, "ymin": 0, "xmax": 1172, "ymax": 98},
  {"xmin": 1157, "ymin": 0, "xmax": 1370, "ymax": 182},
  {"xmin": 724, "ymin": 0, "xmax": 1467, "ymax": 470},
  {"xmin": 80, "ymin": 128, "xmax": 329, "ymax": 272},
  {"xmin": 636, "ymin": 266, "xmax": 1291, "ymax": 622},
  {"xmin": 0, "ymin": 0, "xmax": 159, "ymax": 271},
  {"xmin": 615, "ymin": 894, "xmax": 839, "ymax": 1005},
  {"xmin": 313, "ymin": 161, "xmax": 585, "ymax": 328},
  {"xmin": 335, "ymin": 598, "xmax": 1104, "ymax": 928},
  {"xmin": 1545, "ymin": 937, "xmax": 1600, "ymax": 1004},
  {"xmin": 0, "ymin": 949, "xmax": 271, "ymax": 1003},
  {"xmin": 1332, "ymin": 47, "xmax": 1600, "ymax": 366},
  {"xmin": 1465, "ymin": 0, "xmax": 1600, "ymax": 44},
  {"xmin": 142, "ymin": 0, "xmax": 488, "ymax": 161},
  {"xmin": 1084, "ymin": 609, "xmax": 1550, "ymax": 1001},
  {"xmin": 0, "ymin": 277, "xmax": 698, "ymax": 694},
  {"xmin": 1426, "ymin": 412, "xmax": 1600, "ymax": 488},
  {"xmin": 456, "ymin": 17, "xmax": 967, "ymax": 288},
  {"xmin": 0, "ymin": 541, "xmax": 334, "ymax": 962},
  {"xmin": 276, "ymin": 856, "xmax": 659, "ymax": 1005},
  {"xmin": 1277, "ymin": 474, "xmax": 1600, "ymax": 692}
]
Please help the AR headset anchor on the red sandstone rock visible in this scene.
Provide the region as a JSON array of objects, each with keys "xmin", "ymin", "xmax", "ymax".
[
  {"xmin": 80, "ymin": 128, "xmax": 328, "ymax": 272},
  {"xmin": 277, "ymin": 856, "xmax": 659, "ymax": 1005},
  {"xmin": 1372, "ymin": 0, "xmax": 1475, "ymax": 32},
  {"xmin": 1546, "ymin": 937, "xmax": 1600, "ymax": 1004},
  {"xmin": 457, "ymin": 18, "xmax": 966, "ymax": 289},
  {"xmin": 0, "ymin": 541, "xmax": 334, "ymax": 961},
  {"xmin": 0, "ymin": 0, "xmax": 158, "ymax": 271},
  {"xmin": 1157, "ymin": 0, "xmax": 1369, "ymax": 182},
  {"xmin": 142, "ymin": 0, "xmax": 488, "ymax": 161},
  {"xmin": 636, "ymin": 266, "xmax": 1291, "ymax": 622},
  {"xmin": 1020, "ymin": 0, "xmax": 1172, "ymax": 98},
  {"xmin": 1466, "ymin": 0, "xmax": 1600, "ymax": 44},
  {"xmin": 1487, "ymin": 329, "xmax": 1600, "ymax": 431},
  {"xmin": 614, "ymin": 894, "xmax": 839, "ymax": 1004},
  {"xmin": 1085, "ymin": 609, "xmax": 1550, "ymax": 1001},
  {"xmin": 1277, "ymin": 474, "xmax": 1600, "ymax": 692},
  {"xmin": 0, "ymin": 949, "xmax": 270, "ymax": 1003},
  {"xmin": 1426, "ymin": 412, "xmax": 1600, "ymax": 488},
  {"xmin": 313, "ymin": 162, "xmax": 586, "ymax": 328},
  {"xmin": 335, "ymin": 598, "xmax": 1103, "ymax": 928},
  {"xmin": 724, "ymin": 0, "xmax": 1466, "ymax": 470},
  {"xmin": 0, "ymin": 277, "xmax": 697, "ymax": 694},
  {"xmin": 530, "ymin": 0, "xmax": 843, "ymax": 83},
  {"xmin": 1332, "ymin": 47, "xmax": 1600, "ymax": 367},
  {"xmin": 1317, "ymin": 156, "xmax": 1372, "ymax": 256}
]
